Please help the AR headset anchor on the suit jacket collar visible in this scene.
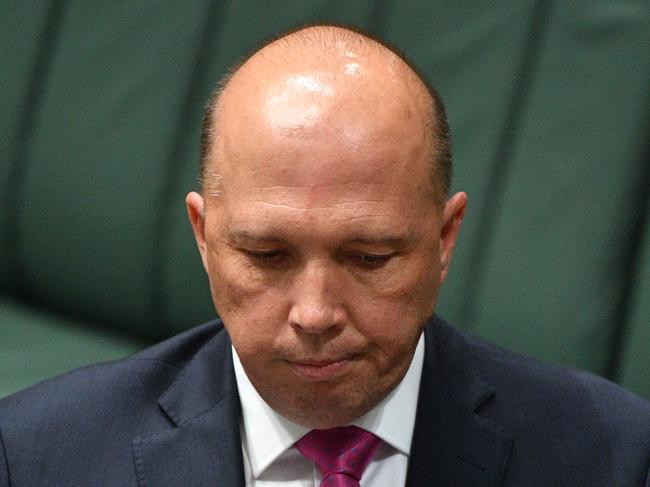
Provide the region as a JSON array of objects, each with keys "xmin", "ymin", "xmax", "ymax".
[
  {"xmin": 406, "ymin": 316, "xmax": 513, "ymax": 486},
  {"xmin": 132, "ymin": 327, "xmax": 245, "ymax": 487},
  {"xmin": 132, "ymin": 316, "xmax": 512, "ymax": 486}
]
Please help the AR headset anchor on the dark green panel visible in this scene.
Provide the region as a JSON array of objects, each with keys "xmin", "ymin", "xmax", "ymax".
[
  {"xmin": 619, "ymin": 212, "xmax": 650, "ymax": 401},
  {"xmin": 378, "ymin": 1, "xmax": 542, "ymax": 325},
  {"xmin": 17, "ymin": 1, "xmax": 211, "ymax": 335},
  {"xmin": 469, "ymin": 1, "xmax": 650, "ymax": 374},
  {"xmin": 0, "ymin": 1, "xmax": 52, "ymax": 289},
  {"xmin": 0, "ymin": 297, "xmax": 143, "ymax": 399},
  {"xmin": 158, "ymin": 0, "xmax": 384, "ymax": 335}
]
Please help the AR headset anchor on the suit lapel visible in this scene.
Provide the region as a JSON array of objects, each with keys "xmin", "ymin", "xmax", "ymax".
[
  {"xmin": 406, "ymin": 318, "xmax": 513, "ymax": 486},
  {"xmin": 132, "ymin": 329, "xmax": 245, "ymax": 487}
]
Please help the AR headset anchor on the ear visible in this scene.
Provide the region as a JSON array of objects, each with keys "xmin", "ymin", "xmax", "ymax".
[
  {"xmin": 186, "ymin": 191, "xmax": 209, "ymax": 273},
  {"xmin": 439, "ymin": 192, "xmax": 467, "ymax": 286}
]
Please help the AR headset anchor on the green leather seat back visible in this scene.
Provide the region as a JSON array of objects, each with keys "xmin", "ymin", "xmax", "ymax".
[
  {"xmin": 461, "ymin": 1, "xmax": 650, "ymax": 376},
  {"xmin": 11, "ymin": 1, "xmax": 217, "ymax": 337},
  {"xmin": 619, "ymin": 212, "xmax": 650, "ymax": 399},
  {"xmin": 0, "ymin": 1, "xmax": 53, "ymax": 290},
  {"xmin": 0, "ymin": 296, "xmax": 142, "ymax": 398}
]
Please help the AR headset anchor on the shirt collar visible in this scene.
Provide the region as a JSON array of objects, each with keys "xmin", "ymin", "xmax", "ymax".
[{"xmin": 233, "ymin": 333, "xmax": 425, "ymax": 479}]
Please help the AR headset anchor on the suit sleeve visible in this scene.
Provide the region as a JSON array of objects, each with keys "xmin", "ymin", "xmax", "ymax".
[{"xmin": 0, "ymin": 426, "xmax": 9, "ymax": 487}]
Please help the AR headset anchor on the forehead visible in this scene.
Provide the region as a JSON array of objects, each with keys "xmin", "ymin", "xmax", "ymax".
[
  {"xmin": 209, "ymin": 44, "xmax": 435, "ymax": 209},
  {"xmin": 218, "ymin": 181, "xmax": 436, "ymax": 251},
  {"xmin": 211, "ymin": 147, "xmax": 438, "ymax": 250},
  {"xmin": 216, "ymin": 128, "xmax": 432, "ymax": 223},
  {"xmin": 221, "ymin": 97, "xmax": 428, "ymax": 193}
]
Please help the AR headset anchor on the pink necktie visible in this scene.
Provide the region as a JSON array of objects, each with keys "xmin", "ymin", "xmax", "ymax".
[{"xmin": 295, "ymin": 425, "xmax": 382, "ymax": 487}]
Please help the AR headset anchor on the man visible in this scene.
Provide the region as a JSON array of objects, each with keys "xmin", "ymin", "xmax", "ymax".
[{"xmin": 0, "ymin": 25, "xmax": 649, "ymax": 487}]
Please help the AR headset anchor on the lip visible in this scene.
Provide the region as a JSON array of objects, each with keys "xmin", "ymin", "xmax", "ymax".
[{"xmin": 286, "ymin": 356, "xmax": 355, "ymax": 382}]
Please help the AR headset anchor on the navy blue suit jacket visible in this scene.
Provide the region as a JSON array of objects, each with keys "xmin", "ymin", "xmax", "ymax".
[{"xmin": 1, "ymin": 316, "xmax": 649, "ymax": 486}]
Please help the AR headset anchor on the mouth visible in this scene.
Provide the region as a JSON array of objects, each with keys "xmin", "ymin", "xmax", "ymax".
[{"xmin": 286, "ymin": 355, "xmax": 356, "ymax": 382}]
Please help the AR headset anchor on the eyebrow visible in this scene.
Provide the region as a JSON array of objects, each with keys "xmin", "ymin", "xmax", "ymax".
[
  {"xmin": 345, "ymin": 235, "xmax": 416, "ymax": 247},
  {"xmin": 227, "ymin": 229, "xmax": 417, "ymax": 247},
  {"xmin": 227, "ymin": 230, "xmax": 288, "ymax": 244}
]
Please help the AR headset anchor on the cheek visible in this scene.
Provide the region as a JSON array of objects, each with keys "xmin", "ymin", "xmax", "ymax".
[
  {"xmin": 205, "ymin": 253, "xmax": 247, "ymax": 315},
  {"xmin": 348, "ymin": 259, "xmax": 440, "ymax": 347},
  {"xmin": 364, "ymin": 257, "xmax": 439, "ymax": 313},
  {"xmin": 206, "ymin": 247, "xmax": 269, "ymax": 310},
  {"xmin": 205, "ymin": 248, "xmax": 289, "ymax": 349}
]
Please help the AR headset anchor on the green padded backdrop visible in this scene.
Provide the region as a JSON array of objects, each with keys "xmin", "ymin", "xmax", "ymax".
[
  {"xmin": 619, "ymin": 207, "xmax": 650, "ymax": 399},
  {"xmin": 0, "ymin": 296, "xmax": 142, "ymax": 398},
  {"xmin": 16, "ymin": 1, "xmax": 212, "ymax": 337},
  {"xmin": 0, "ymin": 1, "xmax": 53, "ymax": 290},
  {"xmin": 467, "ymin": 1, "xmax": 650, "ymax": 375}
]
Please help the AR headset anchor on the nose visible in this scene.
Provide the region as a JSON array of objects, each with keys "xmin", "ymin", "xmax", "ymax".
[{"xmin": 288, "ymin": 261, "xmax": 345, "ymax": 335}]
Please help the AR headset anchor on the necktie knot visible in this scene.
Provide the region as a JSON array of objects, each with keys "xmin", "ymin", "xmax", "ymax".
[{"xmin": 295, "ymin": 425, "xmax": 382, "ymax": 486}]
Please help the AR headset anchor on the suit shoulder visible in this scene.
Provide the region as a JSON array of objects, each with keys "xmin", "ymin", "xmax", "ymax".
[
  {"xmin": 0, "ymin": 321, "xmax": 230, "ymax": 485},
  {"xmin": 472, "ymin": 330, "xmax": 648, "ymax": 411},
  {"xmin": 0, "ymin": 320, "xmax": 225, "ymax": 429},
  {"xmin": 431, "ymin": 317, "xmax": 650, "ymax": 427},
  {"xmin": 430, "ymin": 317, "xmax": 650, "ymax": 483},
  {"xmin": 447, "ymin": 320, "xmax": 650, "ymax": 440}
]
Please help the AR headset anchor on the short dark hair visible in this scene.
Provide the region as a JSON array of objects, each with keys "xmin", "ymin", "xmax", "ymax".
[{"xmin": 199, "ymin": 24, "xmax": 452, "ymax": 203}]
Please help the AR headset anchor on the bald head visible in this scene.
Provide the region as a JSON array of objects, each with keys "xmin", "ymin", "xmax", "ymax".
[{"xmin": 199, "ymin": 25, "xmax": 452, "ymax": 204}]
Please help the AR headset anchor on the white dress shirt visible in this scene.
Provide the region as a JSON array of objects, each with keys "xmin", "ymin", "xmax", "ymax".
[{"xmin": 232, "ymin": 333, "xmax": 424, "ymax": 486}]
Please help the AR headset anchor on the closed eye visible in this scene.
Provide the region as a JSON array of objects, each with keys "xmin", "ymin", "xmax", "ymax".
[
  {"xmin": 243, "ymin": 250, "xmax": 286, "ymax": 263},
  {"xmin": 354, "ymin": 253, "xmax": 395, "ymax": 269}
]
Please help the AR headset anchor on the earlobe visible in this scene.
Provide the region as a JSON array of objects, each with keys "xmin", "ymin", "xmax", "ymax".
[
  {"xmin": 185, "ymin": 191, "xmax": 209, "ymax": 272},
  {"xmin": 439, "ymin": 192, "xmax": 467, "ymax": 285}
]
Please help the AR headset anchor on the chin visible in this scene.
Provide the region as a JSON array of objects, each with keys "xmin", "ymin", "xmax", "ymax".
[
  {"xmin": 287, "ymin": 406, "xmax": 363, "ymax": 430},
  {"xmin": 275, "ymin": 386, "xmax": 387, "ymax": 429}
]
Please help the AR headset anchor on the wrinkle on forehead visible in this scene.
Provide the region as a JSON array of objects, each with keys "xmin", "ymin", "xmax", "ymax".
[
  {"xmin": 223, "ymin": 182, "xmax": 396, "ymax": 209},
  {"xmin": 241, "ymin": 200, "xmax": 395, "ymax": 215}
]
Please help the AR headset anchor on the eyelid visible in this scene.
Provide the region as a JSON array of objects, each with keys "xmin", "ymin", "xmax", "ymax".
[
  {"xmin": 359, "ymin": 251, "xmax": 394, "ymax": 258},
  {"xmin": 240, "ymin": 249, "xmax": 289, "ymax": 267},
  {"xmin": 352, "ymin": 251, "xmax": 397, "ymax": 268}
]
